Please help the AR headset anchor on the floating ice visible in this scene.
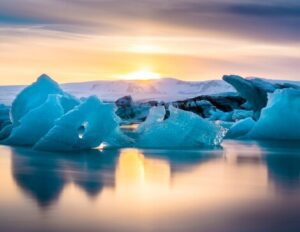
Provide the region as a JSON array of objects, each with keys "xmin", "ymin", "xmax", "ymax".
[
  {"xmin": 231, "ymin": 109, "xmax": 253, "ymax": 121},
  {"xmin": 0, "ymin": 124, "xmax": 12, "ymax": 140},
  {"xmin": 137, "ymin": 106, "xmax": 166, "ymax": 133},
  {"xmin": 245, "ymin": 89, "xmax": 300, "ymax": 140},
  {"xmin": 136, "ymin": 106, "xmax": 225, "ymax": 148},
  {"xmin": 0, "ymin": 104, "xmax": 10, "ymax": 129},
  {"xmin": 209, "ymin": 110, "xmax": 233, "ymax": 122},
  {"xmin": 3, "ymin": 95, "xmax": 64, "ymax": 146},
  {"xmin": 216, "ymin": 120, "xmax": 234, "ymax": 130},
  {"xmin": 10, "ymin": 74, "xmax": 80, "ymax": 126},
  {"xmin": 223, "ymin": 75, "xmax": 269, "ymax": 119},
  {"xmin": 225, "ymin": 117, "xmax": 256, "ymax": 139},
  {"xmin": 34, "ymin": 96, "xmax": 120, "ymax": 151}
]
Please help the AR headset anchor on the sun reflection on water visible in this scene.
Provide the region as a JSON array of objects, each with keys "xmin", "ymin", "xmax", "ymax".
[
  {"xmin": 115, "ymin": 149, "xmax": 171, "ymax": 197},
  {"xmin": 2, "ymin": 141, "xmax": 300, "ymax": 232}
]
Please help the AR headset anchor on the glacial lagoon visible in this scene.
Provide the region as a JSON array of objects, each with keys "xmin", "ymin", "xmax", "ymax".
[{"xmin": 1, "ymin": 140, "xmax": 300, "ymax": 232}]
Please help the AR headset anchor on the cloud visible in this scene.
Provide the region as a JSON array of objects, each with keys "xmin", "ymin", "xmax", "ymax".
[{"xmin": 0, "ymin": 0, "xmax": 300, "ymax": 43}]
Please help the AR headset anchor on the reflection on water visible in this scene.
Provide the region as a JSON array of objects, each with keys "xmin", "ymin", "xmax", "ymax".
[
  {"xmin": 11, "ymin": 148, "xmax": 118, "ymax": 208},
  {"xmin": 1, "ymin": 141, "xmax": 300, "ymax": 231}
]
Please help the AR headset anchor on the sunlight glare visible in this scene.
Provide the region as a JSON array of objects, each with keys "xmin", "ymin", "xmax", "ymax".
[{"xmin": 118, "ymin": 68, "xmax": 161, "ymax": 80}]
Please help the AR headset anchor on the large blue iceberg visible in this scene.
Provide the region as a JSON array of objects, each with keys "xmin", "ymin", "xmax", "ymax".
[
  {"xmin": 245, "ymin": 89, "xmax": 300, "ymax": 140},
  {"xmin": 3, "ymin": 95, "xmax": 64, "ymax": 146},
  {"xmin": 11, "ymin": 74, "xmax": 80, "ymax": 126},
  {"xmin": 225, "ymin": 117, "xmax": 255, "ymax": 139},
  {"xmin": 0, "ymin": 74, "xmax": 127, "ymax": 151},
  {"xmin": 34, "ymin": 96, "xmax": 120, "ymax": 151}
]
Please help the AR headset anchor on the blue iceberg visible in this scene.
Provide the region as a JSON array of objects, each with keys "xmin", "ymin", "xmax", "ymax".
[
  {"xmin": 136, "ymin": 106, "xmax": 226, "ymax": 148},
  {"xmin": 225, "ymin": 117, "xmax": 256, "ymax": 139},
  {"xmin": 137, "ymin": 106, "xmax": 166, "ymax": 133},
  {"xmin": 3, "ymin": 95, "xmax": 64, "ymax": 146},
  {"xmin": 34, "ymin": 96, "xmax": 120, "ymax": 151},
  {"xmin": 10, "ymin": 74, "xmax": 80, "ymax": 126},
  {"xmin": 245, "ymin": 89, "xmax": 300, "ymax": 140}
]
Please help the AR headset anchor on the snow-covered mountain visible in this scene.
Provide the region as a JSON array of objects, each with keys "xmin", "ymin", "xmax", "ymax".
[
  {"xmin": 0, "ymin": 78, "xmax": 235, "ymax": 105},
  {"xmin": 62, "ymin": 78, "xmax": 237, "ymax": 102},
  {"xmin": 0, "ymin": 77, "xmax": 299, "ymax": 105}
]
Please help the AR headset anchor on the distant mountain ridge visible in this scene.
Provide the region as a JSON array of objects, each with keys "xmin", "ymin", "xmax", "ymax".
[
  {"xmin": 0, "ymin": 77, "xmax": 299, "ymax": 105},
  {"xmin": 61, "ymin": 77, "xmax": 235, "ymax": 102}
]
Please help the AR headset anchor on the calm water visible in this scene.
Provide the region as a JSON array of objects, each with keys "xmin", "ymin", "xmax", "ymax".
[{"xmin": 1, "ymin": 141, "xmax": 300, "ymax": 232}]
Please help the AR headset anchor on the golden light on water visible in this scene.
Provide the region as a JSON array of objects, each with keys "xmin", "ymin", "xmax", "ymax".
[{"xmin": 115, "ymin": 149, "xmax": 171, "ymax": 196}]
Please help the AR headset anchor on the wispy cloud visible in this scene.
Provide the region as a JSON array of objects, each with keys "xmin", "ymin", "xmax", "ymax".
[
  {"xmin": 1, "ymin": 0, "xmax": 300, "ymax": 42},
  {"xmin": 0, "ymin": 0, "xmax": 300, "ymax": 84}
]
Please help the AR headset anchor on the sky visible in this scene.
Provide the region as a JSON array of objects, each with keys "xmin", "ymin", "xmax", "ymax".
[{"xmin": 0, "ymin": 0, "xmax": 300, "ymax": 85}]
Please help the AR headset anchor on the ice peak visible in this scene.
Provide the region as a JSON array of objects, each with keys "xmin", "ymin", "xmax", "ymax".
[{"xmin": 37, "ymin": 74, "xmax": 57, "ymax": 85}]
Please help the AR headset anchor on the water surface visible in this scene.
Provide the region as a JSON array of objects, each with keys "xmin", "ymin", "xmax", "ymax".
[{"xmin": 1, "ymin": 140, "xmax": 300, "ymax": 232}]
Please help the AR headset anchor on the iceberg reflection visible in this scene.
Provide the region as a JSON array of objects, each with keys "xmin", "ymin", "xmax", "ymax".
[
  {"xmin": 3, "ymin": 141, "xmax": 300, "ymax": 232},
  {"xmin": 10, "ymin": 146, "xmax": 220, "ymax": 209}
]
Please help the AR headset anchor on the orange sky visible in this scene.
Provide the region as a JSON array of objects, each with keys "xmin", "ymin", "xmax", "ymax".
[{"xmin": 0, "ymin": 0, "xmax": 300, "ymax": 85}]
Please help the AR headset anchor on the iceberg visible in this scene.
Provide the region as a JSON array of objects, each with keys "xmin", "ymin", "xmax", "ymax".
[
  {"xmin": 231, "ymin": 109, "xmax": 253, "ymax": 121},
  {"xmin": 136, "ymin": 106, "xmax": 226, "ymax": 148},
  {"xmin": 245, "ymin": 89, "xmax": 300, "ymax": 140},
  {"xmin": 137, "ymin": 106, "xmax": 166, "ymax": 133},
  {"xmin": 0, "ymin": 104, "xmax": 10, "ymax": 129},
  {"xmin": 216, "ymin": 120, "xmax": 234, "ymax": 130},
  {"xmin": 225, "ymin": 117, "xmax": 256, "ymax": 139},
  {"xmin": 0, "ymin": 124, "xmax": 12, "ymax": 140},
  {"xmin": 3, "ymin": 95, "xmax": 64, "ymax": 146},
  {"xmin": 10, "ymin": 74, "xmax": 80, "ymax": 125},
  {"xmin": 223, "ymin": 75, "xmax": 270, "ymax": 119},
  {"xmin": 34, "ymin": 96, "xmax": 120, "ymax": 151},
  {"xmin": 209, "ymin": 110, "xmax": 233, "ymax": 122}
]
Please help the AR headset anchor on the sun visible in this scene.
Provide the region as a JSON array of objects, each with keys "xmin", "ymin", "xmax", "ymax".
[{"xmin": 118, "ymin": 68, "xmax": 161, "ymax": 80}]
